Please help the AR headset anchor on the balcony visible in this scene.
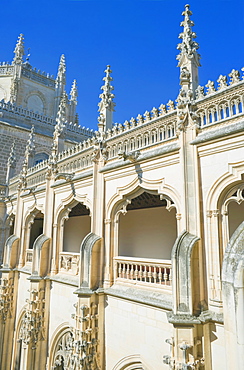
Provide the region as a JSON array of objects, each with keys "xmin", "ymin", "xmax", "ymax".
[{"xmin": 114, "ymin": 256, "xmax": 172, "ymax": 290}]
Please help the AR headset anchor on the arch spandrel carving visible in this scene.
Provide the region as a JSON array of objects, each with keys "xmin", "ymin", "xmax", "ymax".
[
  {"xmin": 106, "ymin": 175, "xmax": 180, "ymax": 221},
  {"xmin": 206, "ymin": 161, "xmax": 244, "ymax": 211},
  {"xmin": 23, "ymin": 204, "xmax": 44, "ymax": 228},
  {"xmin": 54, "ymin": 192, "xmax": 92, "ymax": 225}
]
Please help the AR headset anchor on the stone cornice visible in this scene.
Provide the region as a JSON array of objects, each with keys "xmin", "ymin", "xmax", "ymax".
[
  {"xmin": 105, "ymin": 284, "xmax": 172, "ymax": 310},
  {"xmin": 191, "ymin": 121, "xmax": 244, "ymax": 145},
  {"xmin": 100, "ymin": 142, "xmax": 180, "ymax": 173}
]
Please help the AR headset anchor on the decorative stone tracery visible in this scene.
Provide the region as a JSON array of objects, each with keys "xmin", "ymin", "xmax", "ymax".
[
  {"xmin": 52, "ymin": 302, "xmax": 100, "ymax": 370},
  {"xmin": 0, "ymin": 276, "xmax": 14, "ymax": 323},
  {"xmin": 18, "ymin": 288, "xmax": 45, "ymax": 348}
]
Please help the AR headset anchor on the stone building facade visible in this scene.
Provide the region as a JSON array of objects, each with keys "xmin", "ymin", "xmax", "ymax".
[{"xmin": 0, "ymin": 4, "xmax": 243, "ymax": 370}]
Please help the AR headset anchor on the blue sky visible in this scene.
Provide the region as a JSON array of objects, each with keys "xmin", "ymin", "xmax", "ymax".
[{"xmin": 0, "ymin": 0, "xmax": 243, "ymax": 130}]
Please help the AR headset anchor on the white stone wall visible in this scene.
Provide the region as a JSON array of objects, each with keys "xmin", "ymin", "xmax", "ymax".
[{"xmin": 105, "ymin": 296, "xmax": 173, "ymax": 369}]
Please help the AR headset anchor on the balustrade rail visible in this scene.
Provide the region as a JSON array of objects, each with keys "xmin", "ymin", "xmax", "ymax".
[
  {"xmin": 114, "ymin": 256, "xmax": 172, "ymax": 289},
  {"xmin": 59, "ymin": 252, "xmax": 80, "ymax": 275},
  {"xmin": 195, "ymin": 71, "xmax": 244, "ymax": 128}
]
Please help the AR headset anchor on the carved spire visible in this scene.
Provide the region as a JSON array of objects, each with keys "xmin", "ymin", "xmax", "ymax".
[
  {"xmin": 56, "ymin": 54, "xmax": 66, "ymax": 88},
  {"xmin": 55, "ymin": 92, "xmax": 67, "ymax": 136},
  {"xmin": 69, "ymin": 79, "xmax": 78, "ymax": 123},
  {"xmin": 25, "ymin": 125, "xmax": 35, "ymax": 159},
  {"xmin": 52, "ymin": 92, "xmax": 67, "ymax": 154},
  {"xmin": 13, "ymin": 34, "xmax": 25, "ymax": 65},
  {"xmin": 70, "ymin": 79, "xmax": 78, "ymax": 103},
  {"xmin": 98, "ymin": 65, "xmax": 115, "ymax": 131},
  {"xmin": 177, "ymin": 4, "xmax": 200, "ymax": 97},
  {"xmin": 54, "ymin": 54, "xmax": 66, "ymax": 117},
  {"xmin": 6, "ymin": 141, "xmax": 16, "ymax": 184},
  {"xmin": 18, "ymin": 125, "xmax": 36, "ymax": 189}
]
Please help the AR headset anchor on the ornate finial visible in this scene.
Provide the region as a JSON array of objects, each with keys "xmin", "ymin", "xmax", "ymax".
[
  {"xmin": 18, "ymin": 159, "xmax": 28, "ymax": 189},
  {"xmin": 56, "ymin": 54, "xmax": 66, "ymax": 86},
  {"xmin": 55, "ymin": 92, "xmax": 67, "ymax": 138},
  {"xmin": 70, "ymin": 79, "xmax": 78, "ymax": 103},
  {"xmin": 177, "ymin": 5, "xmax": 200, "ymax": 64},
  {"xmin": 229, "ymin": 69, "xmax": 240, "ymax": 85},
  {"xmin": 98, "ymin": 65, "xmax": 115, "ymax": 113},
  {"xmin": 7, "ymin": 141, "xmax": 16, "ymax": 168},
  {"xmin": 217, "ymin": 75, "xmax": 228, "ymax": 90},
  {"xmin": 46, "ymin": 141, "xmax": 58, "ymax": 179},
  {"xmin": 18, "ymin": 125, "xmax": 35, "ymax": 188},
  {"xmin": 177, "ymin": 5, "xmax": 200, "ymax": 98},
  {"xmin": 13, "ymin": 34, "xmax": 25, "ymax": 65},
  {"xmin": 25, "ymin": 125, "xmax": 35, "ymax": 158}
]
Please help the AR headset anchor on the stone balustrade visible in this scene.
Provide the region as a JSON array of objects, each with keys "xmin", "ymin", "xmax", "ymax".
[
  {"xmin": 59, "ymin": 252, "xmax": 80, "ymax": 275},
  {"xmin": 0, "ymin": 65, "xmax": 14, "ymax": 75},
  {"xmin": 195, "ymin": 68, "xmax": 244, "ymax": 128},
  {"xmin": 0, "ymin": 100, "xmax": 93, "ymax": 137},
  {"xmin": 105, "ymin": 115, "xmax": 177, "ymax": 160},
  {"xmin": 114, "ymin": 256, "xmax": 172, "ymax": 289}
]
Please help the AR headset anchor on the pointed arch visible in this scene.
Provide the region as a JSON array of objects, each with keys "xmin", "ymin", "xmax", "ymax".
[
  {"xmin": 48, "ymin": 324, "xmax": 71, "ymax": 370},
  {"xmin": 112, "ymin": 354, "xmax": 148, "ymax": 370},
  {"xmin": 54, "ymin": 192, "xmax": 92, "ymax": 225},
  {"xmin": 104, "ymin": 176, "xmax": 181, "ymax": 287},
  {"xmin": 106, "ymin": 176, "xmax": 181, "ymax": 221}
]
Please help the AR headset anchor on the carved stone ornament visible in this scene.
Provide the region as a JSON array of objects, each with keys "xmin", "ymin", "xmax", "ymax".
[
  {"xmin": 205, "ymin": 80, "xmax": 216, "ymax": 95},
  {"xmin": 19, "ymin": 288, "xmax": 45, "ymax": 348},
  {"xmin": 180, "ymin": 67, "xmax": 191, "ymax": 83},
  {"xmin": 46, "ymin": 142, "xmax": 58, "ymax": 179},
  {"xmin": 195, "ymin": 86, "xmax": 205, "ymax": 100},
  {"xmin": 163, "ymin": 337, "xmax": 205, "ymax": 370},
  {"xmin": 217, "ymin": 75, "xmax": 227, "ymax": 90},
  {"xmin": 229, "ymin": 69, "xmax": 240, "ymax": 85},
  {"xmin": 53, "ymin": 302, "xmax": 100, "ymax": 369},
  {"xmin": 176, "ymin": 4, "xmax": 200, "ymax": 65},
  {"xmin": 98, "ymin": 65, "xmax": 115, "ymax": 113},
  {"xmin": 13, "ymin": 34, "xmax": 25, "ymax": 65},
  {"xmin": 118, "ymin": 150, "xmax": 140, "ymax": 162},
  {"xmin": 92, "ymin": 130, "xmax": 108, "ymax": 162},
  {"xmin": 0, "ymin": 277, "xmax": 14, "ymax": 323},
  {"xmin": 55, "ymin": 173, "xmax": 75, "ymax": 182},
  {"xmin": 7, "ymin": 141, "xmax": 16, "ymax": 168}
]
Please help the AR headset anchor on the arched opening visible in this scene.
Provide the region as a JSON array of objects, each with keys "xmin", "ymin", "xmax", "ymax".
[
  {"xmin": 63, "ymin": 203, "xmax": 90, "ymax": 253},
  {"xmin": 34, "ymin": 152, "xmax": 49, "ymax": 165},
  {"xmin": 114, "ymin": 192, "xmax": 177, "ymax": 288},
  {"xmin": 219, "ymin": 184, "xmax": 244, "ymax": 266},
  {"xmin": 29, "ymin": 212, "xmax": 44, "ymax": 249},
  {"xmin": 228, "ymin": 200, "xmax": 244, "ymax": 238},
  {"xmin": 118, "ymin": 192, "xmax": 177, "ymax": 260},
  {"xmin": 27, "ymin": 94, "xmax": 44, "ymax": 113}
]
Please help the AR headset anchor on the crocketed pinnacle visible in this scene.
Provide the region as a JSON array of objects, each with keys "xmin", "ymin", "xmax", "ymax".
[
  {"xmin": 177, "ymin": 4, "xmax": 200, "ymax": 66},
  {"xmin": 70, "ymin": 79, "xmax": 78, "ymax": 103},
  {"xmin": 56, "ymin": 54, "xmax": 66, "ymax": 86},
  {"xmin": 7, "ymin": 141, "xmax": 16, "ymax": 168},
  {"xmin": 25, "ymin": 125, "xmax": 35, "ymax": 157},
  {"xmin": 98, "ymin": 65, "xmax": 115, "ymax": 112},
  {"xmin": 13, "ymin": 34, "xmax": 25, "ymax": 65},
  {"xmin": 54, "ymin": 92, "xmax": 67, "ymax": 138}
]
